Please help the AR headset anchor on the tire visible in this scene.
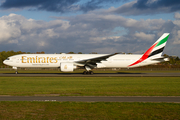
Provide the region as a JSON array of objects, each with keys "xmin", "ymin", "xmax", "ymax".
[
  {"xmin": 90, "ymin": 71, "xmax": 93, "ymax": 75},
  {"xmin": 83, "ymin": 71, "xmax": 86, "ymax": 74}
]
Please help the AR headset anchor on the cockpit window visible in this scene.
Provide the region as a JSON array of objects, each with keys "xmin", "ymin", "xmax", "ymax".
[{"xmin": 6, "ymin": 58, "xmax": 10, "ymax": 60}]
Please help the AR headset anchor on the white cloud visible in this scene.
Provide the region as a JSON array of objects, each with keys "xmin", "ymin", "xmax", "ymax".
[
  {"xmin": 0, "ymin": 12, "xmax": 180, "ymax": 57},
  {"xmin": 173, "ymin": 30, "xmax": 180, "ymax": 44},
  {"xmin": 134, "ymin": 32, "xmax": 155, "ymax": 41},
  {"xmin": 90, "ymin": 36, "xmax": 121, "ymax": 42},
  {"xmin": 173, "ymin": 20, "xmax": 180, "ymax": 27},
  {"xmin": 0, "ymin": 14, "xmax": 21, "ymax": 42},
  {"xmin": 174, "ymin": 12, "xmax": 180, "ymax": 19}
]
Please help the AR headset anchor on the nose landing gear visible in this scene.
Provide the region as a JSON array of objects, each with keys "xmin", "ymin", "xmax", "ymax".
[{"xmin": 13, "ymin": 67, "xmax": 18, "ymax": 74}]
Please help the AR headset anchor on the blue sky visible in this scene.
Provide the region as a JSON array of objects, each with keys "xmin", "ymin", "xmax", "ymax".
[{"xmin": 0, "ymin": 0, "xmax": 180, "ymax": 57}]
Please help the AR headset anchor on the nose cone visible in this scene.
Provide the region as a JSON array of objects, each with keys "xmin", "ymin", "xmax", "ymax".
[
  {"xmin": 3, "ymin": 60, "xmax": 7, "ymax": 65},
  {"xmin": 3, "ymin": 59, "xmax": 13, "ymax": 67},
  {"xmin": 3, "ymin": 60, "xmax": 12, "ymax": 67}
]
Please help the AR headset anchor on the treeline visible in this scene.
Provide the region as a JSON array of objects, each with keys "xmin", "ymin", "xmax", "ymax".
[
  {"xmin": 159, "ymin": 54, "xmax": 180, "ymax": 68},
  {"xmin": 0, "ymin": 50, "xmax": 180, "ymax": 68}
]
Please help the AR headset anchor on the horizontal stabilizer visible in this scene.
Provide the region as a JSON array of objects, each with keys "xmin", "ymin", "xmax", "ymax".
[{"xmin": 151, "ymin": 57, "xmax": 169, "ymax": 62}]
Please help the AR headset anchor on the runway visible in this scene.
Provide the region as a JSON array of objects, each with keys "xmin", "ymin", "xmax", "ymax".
[
  {"xmin": 0, "ymin": 96, "xmax": 180, "ymax": 102},
  {"xmin": 0, "ymin": 72, "xmax": 180, "ymax": 77}
]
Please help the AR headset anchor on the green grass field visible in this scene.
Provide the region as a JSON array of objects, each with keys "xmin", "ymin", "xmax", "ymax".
[
  {"xmin": 0, "ymin": 102, "xmax": 180, "ymax": 120},
  {"xmin": 0, "ymin": 77, "xmax": 180, "ymax": 96},
  {"xmin": 0, "ymin": 76, "xmax": 180, "ymax": 119}
]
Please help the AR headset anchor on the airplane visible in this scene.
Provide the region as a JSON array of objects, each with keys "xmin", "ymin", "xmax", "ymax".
[{"xmin": 3, "ymin": 33, "xmax": 170, "ymax": 74}]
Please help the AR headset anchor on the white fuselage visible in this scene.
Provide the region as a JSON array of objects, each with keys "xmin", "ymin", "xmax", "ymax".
[{"xmin": 3, "ymin": 54, "xmax": 161, "ymax": 69}]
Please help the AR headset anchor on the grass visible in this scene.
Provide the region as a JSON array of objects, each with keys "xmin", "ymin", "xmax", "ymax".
[
  {"xmin": 0, "ymin": 102, "xmax": 179, "ymax": 120},
  {"xmin": 0, "ymin": 77, "xmax": 180, "ymax": 96},
  {"xmin": 0, "ymin": 76, "xmax": 179, "ymax": 119}
]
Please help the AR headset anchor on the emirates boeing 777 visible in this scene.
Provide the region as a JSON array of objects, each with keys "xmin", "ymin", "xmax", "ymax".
[{"xmin": 3, "ymin": 33, "xmax": 170, "ymax": 74}]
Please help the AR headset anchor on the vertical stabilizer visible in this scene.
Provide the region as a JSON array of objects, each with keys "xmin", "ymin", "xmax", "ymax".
[
  {"xmin": 129, "ymin": 33, "xmax": 170, "ymax": 67},
  {"xmin": 148, "ymin": 33, "xmax": 169, "ymax": 58}
]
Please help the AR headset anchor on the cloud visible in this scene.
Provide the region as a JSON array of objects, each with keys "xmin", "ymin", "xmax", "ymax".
[
  {"xmin": 0, "ymin": 0, "xmax": 126, "ymax": 13},
  {"xmin": 1, "ymin": 0, "xmax": 180, "ymax": 15},
  {"xmin": 108, "ymin": 0, "xmax": 180, "ymax": 15},
  {"xmin": 0, "ymin": 13, "xmax": 71, "ymax": 52},
  {"xmin": 0, "ymin": 0, "xmax": 80, "ymax": 13},
  {"xmin": 78, "ymin": 0, "xmax": 128, "ymax": 12},
  {"xmin": 134, "ymin": 32, "xmax": 155, "ymax": 41},
  {"xmin": 0, "ymin": 14, "xmax": 21, "ymax": 43},
  {"xmin": 0, "ymin": 12, "xmax": 180, "ymax": 57},
  {"xmin": 174, "ymin": 12, "xmax": 180, "ymax": 19},
  {"xmin": 133, "ymin": 0, "xmax": 180, "ymax": 10}
]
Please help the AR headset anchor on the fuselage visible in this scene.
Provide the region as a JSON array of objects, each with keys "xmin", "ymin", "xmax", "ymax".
[{"xmin": 3, "ymin": 53, "xmax": 161, "ymax": 69}]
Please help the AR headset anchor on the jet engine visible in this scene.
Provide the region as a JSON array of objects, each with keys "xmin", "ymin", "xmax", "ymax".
[{"xmin": 60, "ymin": 63, "xmax": 77, "ymax": 72}]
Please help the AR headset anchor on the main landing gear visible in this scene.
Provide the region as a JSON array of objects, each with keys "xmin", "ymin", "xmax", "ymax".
[
  {"xmin": 83, "ymin": 66, "xmax": 94, "ymax": 75},
  {"xmin": 83, "ymin": 71, "xmax": 94, "ymax": 75}
]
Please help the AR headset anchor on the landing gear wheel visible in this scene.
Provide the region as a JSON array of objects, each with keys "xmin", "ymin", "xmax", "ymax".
[
  {"xmin": 89, "ymin": 71, "xmax": 93, "ymax": 75},
  {"xmin": 83, "ymin": 71, "xmax": 87, "ymax": 74},
  {"xmin": 83, "ymin": 71, "xmax": 93, "ymax": 75}
]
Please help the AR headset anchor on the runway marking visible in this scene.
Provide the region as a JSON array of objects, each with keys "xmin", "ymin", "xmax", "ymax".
[{"xmin": 33, "ymin": 100, "xmax": 57, "ymax": 102}]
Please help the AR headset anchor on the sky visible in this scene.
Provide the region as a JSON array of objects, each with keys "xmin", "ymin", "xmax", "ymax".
[{"xmin": 0, "ymin": 0, "xmax": 180, "ymax": 57}]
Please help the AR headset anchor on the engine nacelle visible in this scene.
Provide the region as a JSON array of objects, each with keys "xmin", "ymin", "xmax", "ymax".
[{"xmin": 60, "ymin": 63, "xmax": 77, "ymax": 72}]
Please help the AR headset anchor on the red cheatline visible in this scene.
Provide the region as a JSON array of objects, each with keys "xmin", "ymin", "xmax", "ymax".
[{"xmin": 128, "ymin": 43, "xmax": 157, "ymax": 67}]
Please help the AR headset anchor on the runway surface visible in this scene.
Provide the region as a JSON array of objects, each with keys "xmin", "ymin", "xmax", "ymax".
[
  {"xmin": 0, "ymin": 96, "xmax": 180, "ymax": 102},
  {"xmin": 0, "ymin": 72, "xmax": 180, "ymax": 77}
]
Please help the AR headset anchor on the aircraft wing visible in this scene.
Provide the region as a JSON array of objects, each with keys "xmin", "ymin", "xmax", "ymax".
[{"xmin": 75, "ymin": 53, "xmax": 119, "ymax": 68}]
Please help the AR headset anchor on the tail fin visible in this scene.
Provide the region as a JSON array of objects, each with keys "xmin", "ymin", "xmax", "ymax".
[
  {"xmin": 129, "ymin": 33, "xmax": 169, "ymax": 67},
  {"xmin": 147, "ymin": 33, "xmax": 169, "ymax": 59}
]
